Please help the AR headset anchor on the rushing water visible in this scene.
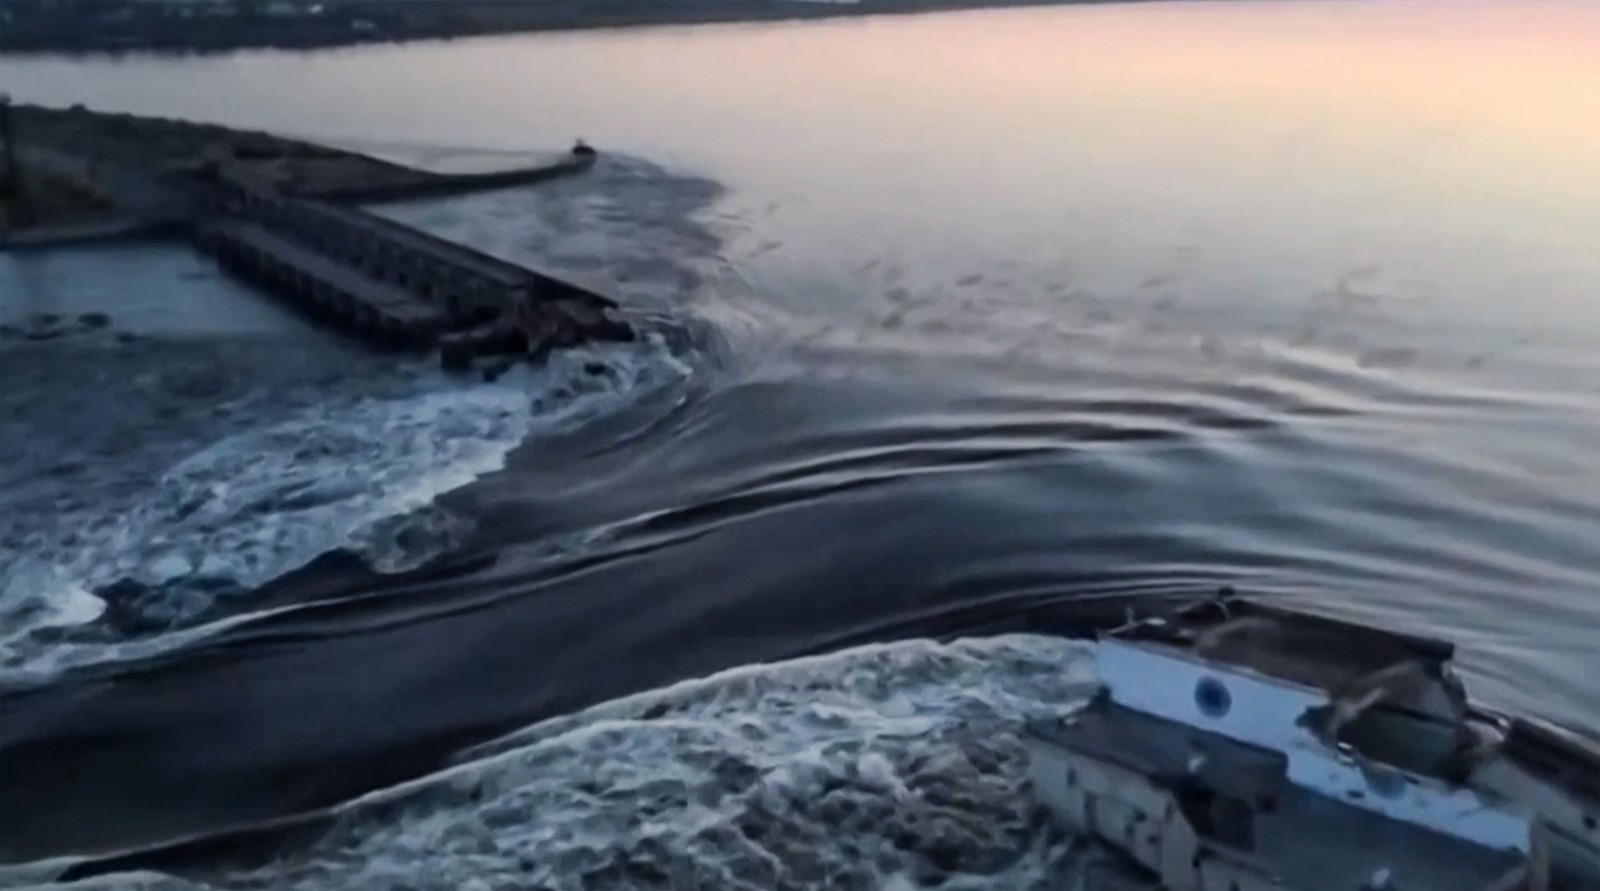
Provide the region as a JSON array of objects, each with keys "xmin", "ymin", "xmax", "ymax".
[{"xmin": 1, "ymin": 1, "xmax": 1597, "ymax": 886}]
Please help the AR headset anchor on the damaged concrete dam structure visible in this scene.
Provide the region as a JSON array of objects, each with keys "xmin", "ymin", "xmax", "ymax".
[
  {"xmin": 193, "ymin": 167, "xmax": 633, "ymax": 360},
  {"xmin": 1, "ymin": 103, "xmax": 631, "ymax": 363}
]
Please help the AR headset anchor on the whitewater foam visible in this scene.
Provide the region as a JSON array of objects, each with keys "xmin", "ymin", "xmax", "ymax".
[
  {"xmin": 0, "ymin": 334, "xmax": 691, "ymax": 685},
  {"xmin": 4, "ymin": 635, "xmax": 1150, "ymax": 891}
]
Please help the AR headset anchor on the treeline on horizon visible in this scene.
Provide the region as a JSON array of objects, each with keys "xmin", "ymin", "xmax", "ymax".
[{"xmin": 0, "ymin": 0, "xmax": 1116, "ymax": 53}]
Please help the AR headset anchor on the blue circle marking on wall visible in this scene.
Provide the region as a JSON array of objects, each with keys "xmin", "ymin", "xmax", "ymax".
[{"xmin": 1195, "ymin": 676, "xmax": 1232, "ymax": 719}]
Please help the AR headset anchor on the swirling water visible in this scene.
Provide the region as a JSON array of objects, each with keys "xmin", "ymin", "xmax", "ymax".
[{"xmin": 0, "ymin": 1, "xmax": 1597, "ymax": 886}]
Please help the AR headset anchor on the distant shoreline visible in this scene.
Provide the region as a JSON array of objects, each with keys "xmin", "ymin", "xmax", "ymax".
[{"xmin": 0, "ymin": 0, "xmax": 1150, "ymax": 56}]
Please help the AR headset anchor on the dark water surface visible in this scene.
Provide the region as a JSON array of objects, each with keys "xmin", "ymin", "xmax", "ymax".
[{"xmin": 1, "ymin": 1, "xmax": 1598, "ymax": 886}]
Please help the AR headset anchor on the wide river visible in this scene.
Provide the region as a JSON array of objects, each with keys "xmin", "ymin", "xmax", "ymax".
[{"xmin": 1, "ymin": 1, "xmax": 1597, "ymax": 888}]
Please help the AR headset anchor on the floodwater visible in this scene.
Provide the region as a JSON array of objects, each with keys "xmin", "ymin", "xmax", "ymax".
[{"xmin": 1, "ymin": 1, "xmax": 1597, "ymax": 887}]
